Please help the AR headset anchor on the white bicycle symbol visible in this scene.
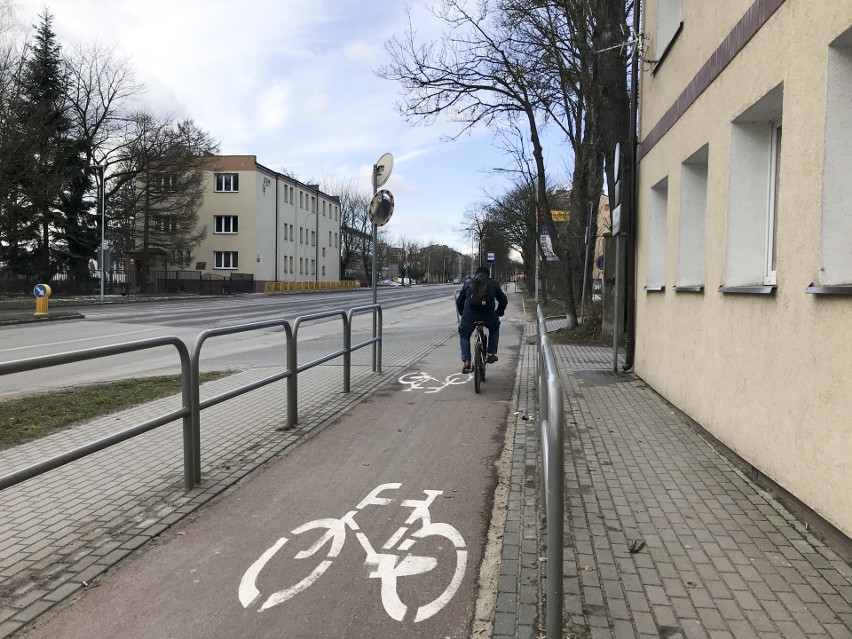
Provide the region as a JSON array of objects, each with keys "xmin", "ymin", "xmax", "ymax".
[
  {"xmin": 398, "ymin": 371, "xmax": 470, "ymax": 393},
  {"xmin": 238, "ymin": 483, "xmax": 467, "ymax": 623}
]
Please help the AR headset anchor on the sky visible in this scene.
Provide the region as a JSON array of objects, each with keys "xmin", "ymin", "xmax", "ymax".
[{"xmin": 7, "ymin": 0, "xmax": 558, "ymax": 253}]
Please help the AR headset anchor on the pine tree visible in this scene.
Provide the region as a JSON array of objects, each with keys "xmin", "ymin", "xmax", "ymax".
[{"xmin": 7, "ymin": 10, "xmax": 87, "ymax": 280}]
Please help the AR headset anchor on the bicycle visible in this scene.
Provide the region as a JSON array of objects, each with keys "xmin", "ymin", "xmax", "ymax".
[
  {"xmin": 472, "ymin": 321, "xmax": 487, "ymax": 393},
  {"xmin": 238, "ymin": 483, "xmax": 468, "ymax": 623}
]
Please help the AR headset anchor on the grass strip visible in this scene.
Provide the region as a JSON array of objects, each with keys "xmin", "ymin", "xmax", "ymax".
[{"xmin": 0, "ymin": 371, "xmax": 231, "ymax": 449}]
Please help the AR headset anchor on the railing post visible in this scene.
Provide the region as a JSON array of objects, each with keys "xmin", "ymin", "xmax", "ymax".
[
  {"xmin": 376, "ymin": 306, "xmax": 383, "ymax": 373},
  {"xmin": 286, "ymin": 321, "xmax": 298, "ymax": 427},
  {"xmin": 343, "ymin": 311, "xmax": 352, "ymax": 393},
  {"xmin": 186, "ymin": 347, "xmax": 200, "ymax": 489}
]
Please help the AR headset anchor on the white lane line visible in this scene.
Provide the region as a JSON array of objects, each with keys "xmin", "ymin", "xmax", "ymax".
[{"xmin": 0, "ymin": 328, "xmax": 160, "ymax": 354}]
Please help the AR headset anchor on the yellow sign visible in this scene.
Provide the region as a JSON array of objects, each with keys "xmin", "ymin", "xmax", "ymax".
[{"xmin": 538, "ymin": 210, "xmax": 570, "ymax": 223}]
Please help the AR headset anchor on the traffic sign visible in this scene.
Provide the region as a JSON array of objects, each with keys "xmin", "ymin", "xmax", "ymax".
[
  {"xmin": 596, "ymin": 255, "xmax": 605, "ymax": 270},
  {"xmin": 34, "ymin": 284, "xmax": 50, "ymax": 298},
  {"xmin": 486, "ymin": 252, "xmax": 495, "ymax": 264}
]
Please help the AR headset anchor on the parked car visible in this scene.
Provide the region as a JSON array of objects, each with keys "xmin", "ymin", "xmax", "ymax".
[{"xmin": 452, "ymin": 277, "xmax": 460, "ymax": 284}]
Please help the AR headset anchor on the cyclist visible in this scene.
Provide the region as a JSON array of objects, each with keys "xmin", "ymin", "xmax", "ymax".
[{"xmin": 456, "ymin": 266, "xmax": 508, "ymax": 374}]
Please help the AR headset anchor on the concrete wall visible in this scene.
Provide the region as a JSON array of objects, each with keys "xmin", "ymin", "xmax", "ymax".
[{"xmin": 636, "ymin": 1, "xmax": 852, "ymax": 537}]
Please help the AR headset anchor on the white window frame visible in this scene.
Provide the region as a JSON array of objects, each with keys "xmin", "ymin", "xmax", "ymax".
[
  {"xmin": 725, "ymin": 84, "xmax": 783, "ymax": 288},
  {"xmin": 655, "ymin": 0, "xmax": 683, "ymax": 63},
  {"xmin": 676, "ymin": 146, "xmax": 709, "ymax": 288},
  {"xmin": 214, "ymin": 173, "xmax": 239, "ymax": 193},
  {"xmin": 214, "ymin": 215, "xmax": 238, "ymax": 234},
  {"xmin": 819, "ymin": 33, "xmax": 852, "ymax": 284},
  {"xmin": 764, "ymin": 120, "xmax": 782, "ymax": 285},
  {"xmin": 214, "ymin": 251, "xmax": 238, "ymax": 269}
]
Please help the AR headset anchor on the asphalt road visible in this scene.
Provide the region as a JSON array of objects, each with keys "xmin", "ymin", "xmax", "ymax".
[
  {"xmin": 0, "ymin": 286, "xmax": 460, "ymax": 400},
  {"xmin": 19, "ymin": 292, "xmax": 524, "ymax": 638}
]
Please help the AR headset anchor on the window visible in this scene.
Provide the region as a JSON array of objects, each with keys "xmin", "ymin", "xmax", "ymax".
[
  {"xmin": 154, "ymin": 216, "xmax": 177, "ymax": 233},
  {"xmin": 289, "ymin": 256, "xmax": 293, "ymax": 273},
  {"xmin": 322, "ymin": 201, "xmax": 326, "ymax": 217},
  {"xmin": 283, "ymin": 225, "xmax": 288, "ymax": 241},
  {"xmin": 152, "ymin": 173, "xmax": 176, "ymax": 192},
  {"xmin": 647, "ymin": 177, "xmax": 668, "ymax": 290},
  {"xmin": 819, "ymin": 31, "xmax": 852, "ymax": 285},
  {"xmin": 322, "ymin": 265, "xmax": 326, "ymax": 276},
  {"xmin": 655, "ymin": 0, "xmax": 683, "ymax": 63},
  {"xmin": 311, "ymin": 196, "xmax": 316, "ymax": 212},
  {"xmin": 299, "ymin": 258, "xmax": 304, "ymax": 274},
  {"xmin": 676, "ymin": 146, "xmax": 708, "ymax": 288},
  {"xmin": 214, "ymin": 215, "xmax": 238, "ymax": 234},
  {"xmin": 300, "ymin": 191, "xmax": 304, "ymax": 209},
  {"xmin": 300, "ymin": 227, "xmax": 304, "ymax": 243},
  {"xmin": 311, "ymin": 230, "xmax": 315, "ymax": 246},
  {"xmin": 322, "ymin": 247, "xmax": 326, "ymax": 257},
  {"xmin": 725, "ymin": 84, "xmax": 784, "ymax": 288},
  {"xmin": 311, "ymin": 259, "xmax": 315, "ymax": 275},
  {"xmin": 215, "ymin": 173, "xmax": 239, "ymax": 192},
  {"xmin": 214, "ymin": 251, "xmax": 238, "ymax": 269},
  {"xmin": 329, "ymin": 231, "xmax": 332, "ymax": 246},
  {"xmin": 290, "ymin": 186, "xmax": 294, "ymax": 204},
  {"xmin": 282, "ymin": 254, "xmax": 288, "ymax": 273},
  {"xmin": 334, "ymin": 233, "xmax": 338, "ymax": 248},
  {"xmin": 765, "ymin": 120, "xmax": 782, "ymax": 285}
]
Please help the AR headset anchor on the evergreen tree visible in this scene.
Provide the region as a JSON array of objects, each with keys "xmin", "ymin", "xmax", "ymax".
[{"xmin": 4, "ymin": 10, "xmax": 86, "ymax": 280}]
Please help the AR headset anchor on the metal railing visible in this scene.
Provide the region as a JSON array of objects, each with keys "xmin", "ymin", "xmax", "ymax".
[
  {"xmin": 0, "ymin": 304, "xmax": 382, "ymax": 493},
  {"xmin": 536, "ymin": 305, "xmax": 565, "ymax": 639}
]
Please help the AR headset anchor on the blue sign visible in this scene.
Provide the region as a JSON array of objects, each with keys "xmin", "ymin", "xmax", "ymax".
[
  {"xmin": 34, "ymin": 285, "xmax": 48, "ymax": 298},
  {"xmin": 596, "ymin": 255, "xmax": 605, "ymax": 270},
  {"xmin": 486, "ymin": 252, "xmax": 495, "ymax": 264}
]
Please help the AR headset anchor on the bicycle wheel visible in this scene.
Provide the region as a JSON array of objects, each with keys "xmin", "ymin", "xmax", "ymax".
[
  {"xmin": 238, "ymin": 518, "xmax": 346, "ymax": 612},
  {"xmin": 375, "ymin": 522, "xmax": 468, "ymax": 623},
  {"xmin": 473, "ymin": 337, "xmax": 482, "ymax": 393}
]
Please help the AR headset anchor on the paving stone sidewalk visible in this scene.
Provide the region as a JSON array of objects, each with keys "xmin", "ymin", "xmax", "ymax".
[
  {"xmin": 498, "ymin": 321, "xmax": 852, "ymax": 639},
  {"xmin": 0, "ymin": 324, "xmax": 455, "ymax": 638}
]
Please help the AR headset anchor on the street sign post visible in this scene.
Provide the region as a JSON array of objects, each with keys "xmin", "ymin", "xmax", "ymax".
[{"xmin": 371, "ymin": 153, "xmax": 394, "ymax": 372}]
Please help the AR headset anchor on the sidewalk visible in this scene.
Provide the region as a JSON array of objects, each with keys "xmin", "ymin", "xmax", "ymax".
[{"xmin": 497, "ymin": 319, "xmax": 852, "ymax": 638}]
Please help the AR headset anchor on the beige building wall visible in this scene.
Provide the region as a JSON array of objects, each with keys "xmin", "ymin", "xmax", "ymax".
[
  {"xmin": 636, "ymin": 1, "xmax": 852, "ymax": 537},
  {"xmin": 193, "ymin": 156, "xmax": 341, "ymax": 289}
]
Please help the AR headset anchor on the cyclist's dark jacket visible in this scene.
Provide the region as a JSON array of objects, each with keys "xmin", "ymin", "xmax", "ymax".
[{"xmin": 456, "ymin": 277, "xmax": 508, "ymax": 321}]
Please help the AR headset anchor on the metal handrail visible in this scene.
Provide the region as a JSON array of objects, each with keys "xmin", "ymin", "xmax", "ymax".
[
  {"xmin": 1, "ymin": 304, "xmax": 384, "ymax": 493},
  {"xmin": 536, "ymin": 305, "xmax": 565, "ymax": 639},
  {"xmin": 0, "ymin": 336, "xmax": 194, "ymax": 490},
  {"xmin": 189, "ymin": 318, "xmax": 295, "ymax": 484}
]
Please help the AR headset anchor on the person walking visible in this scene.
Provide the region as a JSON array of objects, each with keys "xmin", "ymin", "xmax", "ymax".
[{"xmin": 455, "ymin": 266, "xmax": 508, "ymax": 374}]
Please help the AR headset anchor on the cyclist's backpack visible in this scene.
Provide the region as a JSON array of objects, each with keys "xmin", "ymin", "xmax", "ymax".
[{"xmin": 468, "ymin": 274, "xmax": 491, "ymax": 309}]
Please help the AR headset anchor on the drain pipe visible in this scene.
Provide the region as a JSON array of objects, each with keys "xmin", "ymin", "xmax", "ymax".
[{"xmin": 623, "ymin": 0, "xmax": 641, "ymax": 372}]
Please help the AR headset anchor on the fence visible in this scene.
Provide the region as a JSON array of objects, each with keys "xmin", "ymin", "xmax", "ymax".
[
  {"xmin": 0, "ymin": 303, "xmax": 382, "ymax": 493},
  {"xmin": 0, "ymin": 269, "xmax": 254, "ymax": 297},
  {"xmin": 536, "ymin": 305, "xmax": 565, "ymax": 639},
  {"xmin": 264, "ymin": 280, "xmax": 361, "ymax": 293}
]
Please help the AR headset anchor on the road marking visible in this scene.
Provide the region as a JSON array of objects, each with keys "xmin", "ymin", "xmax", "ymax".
[
  {"xmin": 0, "ymin": 328, "xmax": 159, "ymax": 354},
  {"xmin": 238, "ymin": 483, "xmax": 467, "ymax": 622},
  {"xmin": 398, "ymin": 371, "xmax": 470, "ymax": 393}
]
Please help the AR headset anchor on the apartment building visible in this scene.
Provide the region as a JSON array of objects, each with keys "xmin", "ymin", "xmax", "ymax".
[
  {"xmin": 635, "ymin": 1, "xmax": 852, "ymax": 539},
  {"xmin": 193, "ymin": 155, "xmax": 341, "ymax": 290}
]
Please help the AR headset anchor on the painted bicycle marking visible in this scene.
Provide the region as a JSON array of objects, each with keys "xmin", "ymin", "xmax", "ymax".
[
  {"xmin": 398, "ymin": 371, "xmax": 470, "ymax": 393},
  {"xmin": 238, "ymin": 483, "xmax": 468, "ymax": 623}
]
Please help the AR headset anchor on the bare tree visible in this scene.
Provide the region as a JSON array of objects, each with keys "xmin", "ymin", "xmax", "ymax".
[
  {"xmin": 319, "ymin": 176, "xmax": 372, "ymax": 280},
  {"xmin": 112, "ymin": 113, "xmax": 218, "ymax": 278}
]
